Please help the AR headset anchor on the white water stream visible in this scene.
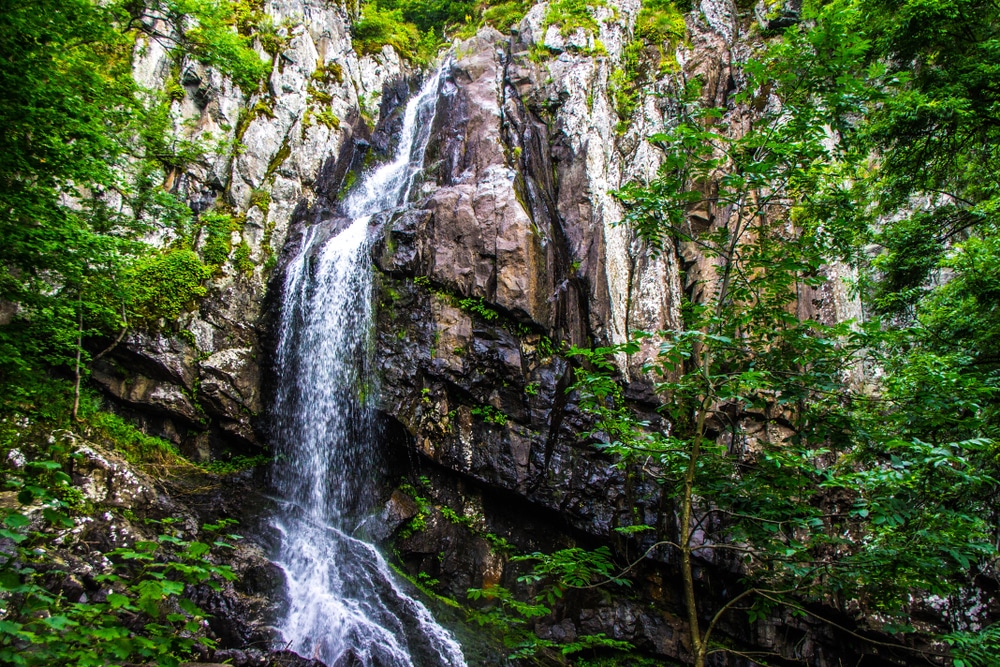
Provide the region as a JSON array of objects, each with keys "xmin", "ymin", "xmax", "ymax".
[{"xmin": 271, "ymin": 66, "xmax": 465, "ymax": 667}]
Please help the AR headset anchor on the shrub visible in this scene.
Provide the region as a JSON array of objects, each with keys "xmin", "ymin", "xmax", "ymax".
[
  {"xmin": 482, "ymin": 0, "xmax": 531, "ymax": 33},
  {"xmin": 544, "ymin": 0, "xmax": 606, "ymax": 36},
  {"xmin": 124, "ymin": 249, "xmax": 212, "ymax": 323},
  {"xmin": 197, "ymin": 210, "xmax": 238, "ymax": 267},
  {"xmin": 352, "ymin": 3, "xmax": 422, "ymax": 58}
]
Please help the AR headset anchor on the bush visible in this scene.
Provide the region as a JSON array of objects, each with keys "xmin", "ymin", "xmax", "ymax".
[
  {"xmin": 482, "ymin": 0, "xmax": 531, "ymax": 33},
  {"xmin": 544, "ymin": 0, "xmax": 606, "ymax": 36},
  {"xmin": 353, "ymin": 3, "xmax": 423, "ymax": 58},
  {"xmin": 197, "ymin": 210, "xmax": 238, "ymax": 268},
  {"xmin": 635, "ymin": 0, "xmax": 686, "ymax": 45},
  {"xmin": 379, "ymin": 0, "xmax": 477, "ymax": 33},
  {"xmin": 124, "ymin": 249, "xmax": 211, "ymax": 323}
]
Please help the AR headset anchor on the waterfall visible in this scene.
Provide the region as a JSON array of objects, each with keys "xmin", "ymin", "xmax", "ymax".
[{"xmin": 271, "ymin": 65, "xmax": 465, "ymax": 667}]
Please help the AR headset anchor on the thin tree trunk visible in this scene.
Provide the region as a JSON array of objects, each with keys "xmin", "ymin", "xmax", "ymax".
[
  {"xmin": 72, "ymin": 301, "xmax": 84, "ymax": 422},
  {"xmin": 682, "ymin": 397, "xmax": 712, "ymax": 667}
]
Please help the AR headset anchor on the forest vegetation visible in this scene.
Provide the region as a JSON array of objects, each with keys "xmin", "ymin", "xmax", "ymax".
[{"xmin": 0, "ymin": 0, "xmax": 998, "ymax": 665}]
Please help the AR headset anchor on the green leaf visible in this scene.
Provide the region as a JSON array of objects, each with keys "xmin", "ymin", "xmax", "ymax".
[{"xmin": 106, "ymin": 593, "xmax": 130, "ymax": 609}]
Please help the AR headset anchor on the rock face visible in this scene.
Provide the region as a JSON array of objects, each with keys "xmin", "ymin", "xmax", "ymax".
[
  {"xmin": 95, "ymin": 0, "xmax": 408, "ymax": 457},
  {"xmin": 359, "ymin": 6, "xmax": 880, "ymax": 667},
  {"xmin": 108, "ymin": 0, "xmax": 883, "ymax": 664}
]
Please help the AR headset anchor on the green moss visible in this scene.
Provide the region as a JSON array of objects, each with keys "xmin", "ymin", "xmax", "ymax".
[
  {"xmin": 314, "ymin": 108, "xmax": 341, "ymax": 129},
  {"xmin": 248, "ymin": 187, "xmax": 271, "ymax": 215},
  {"xmin": 311, "ymin": 60, "xmax": 344, "ymax": 85},
  {"xmin": 253, "ymin": 99, "xmax": 275, "ymax": 119},
  {"xmin": 338, "ymin": 169, "xmax": 358, "ymax": 200},
  {"xmin": 233, "ymin": 240, "xmax": 254, "ymax": 276},
  {"xmin": 165, "ymin": 74, "xmax": 185, "ymax": 102},
  {"xmin": 198, "ymin": 210, "xmax": 238, "ymax": 267},
  {"xmin": 307, "ymin": 83, "xmax": 334, "ymax": 104},
  {"xmin": 124, "ymin": 249, "xmax": 212, "ymax": 323},
  {"xmin": 266, "ymin": 139, "xmax": 291, "ymax": 177},
  {"xmin": 234, "ymin": 108, "xmax": 252, "ymax": 142},
  {"xmin": 200, "ymin": 454, "xmax": 271, "ymax": 474},
  {"xmin": 178, "ymin": 328, "xmax": 198, "ymax": 348}
]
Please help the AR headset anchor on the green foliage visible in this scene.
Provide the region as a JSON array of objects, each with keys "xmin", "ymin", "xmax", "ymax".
[
  {"xmin": 397, "ymin": 482, "xmax": 432, "ymax": 539},
  {"xmin": 198, "ymin": 210, "xmax": 238, "ymax": 268},
  {"xmin": 312, "ymin": 60, "xmax": 345, "ymax": 85},
  {"xmin": 83, "ymin": 407, "xmax": 185, "ymax": 467},
  {"xmin": 470, "ymin": 404, "xmax": 507, "ymax": 425},
  {"xmin": 200, "ymin": 454, "xmax": 271, "ymax": 475},
  {"xmin": 466, "ymin": 548, "xmax": 634, "ymax": 660},
  {"xmin": 377, "ymin": 0, "xmax": 477, "ymax": 33},
  {"xmin": 160, "ymin": 0, "xmax": 270, "ymax": 90},
  {"xmin": 458, "ymin": 296, "xmax": 500, "ymax": 321},
  {"xmin": 124, "ymin": 249, "xmax": 212, "ymax": 323},
  {"xmin": 634, "ymin": 0, "xmax": 686, "ymax": 45},
  {"xmin": 0, "ymin": 375, "xmax": 239, "ymax": 666},
  {"xmin": 352, "ymin": 2, "xmax": 440, "ymax": 64},
  {"xmin": 0, "ymin": 378, "xmax": 181, "ymax": 470},
  {"xmin": 248, "ymin": 188, "xmax": 271, "ymax": 213},
  {"xmin": 945, "ymin": 624, "xmax": 1000, "ymax": 667},
  {"xmin": 481, "ymin": 0, "xmax": 531, "ymax": 33},
  {"xmin": 314, "ymin": 108, "xmax": 342, "ymax": 130},
  {"xmin": 0, "ymin": 4, "xmax": 265, "ymax": 662},
  {"xmin": 232, "ymin": 241, "xmax": 254, "ymax": 276},
  {"xmin": 544, "ymin": 0, "xmax": 606, "ymax": 37},
  {"xmin": 558, "ymin": 4, "xmax": 1000, "ymax": 662},
  {"xmin": 609, "ymin": 0, "xmax": 685, "ymax": 131},
  {"xmin": 0, "ymin": 498, "xmax": 239, "ymax": 667},
  {"xmin": 515, "ymin": 547, "xmax": 630, "ymax": 603},
  {"xmin": 338, "ymin": 170, "xmax": 359, "ymax": 201},
  {"xmin": 354, "ymin": 0, "xmax": 531, "ymax": 55},
  {"xmin": 0, "ymin": 0, "xmax": 265, "ymax": 396},
  {"xmin": 439, "ymin": 506, "xmax": 513, "ymax": 552}
]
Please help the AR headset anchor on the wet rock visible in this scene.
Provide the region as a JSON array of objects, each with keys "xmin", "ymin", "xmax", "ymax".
[
  {"xmin": 209, "ymin": 648, "xmax": 324, "ymax": 667},
  {"xmin": 331, "ymin": 649, "xmax": 364, "ymax": 667}
]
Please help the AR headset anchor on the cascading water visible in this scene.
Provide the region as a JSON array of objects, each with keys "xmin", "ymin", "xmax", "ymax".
[{"xmin": 270, "ymin": 64, "xmax": 465, "ymax": 667}]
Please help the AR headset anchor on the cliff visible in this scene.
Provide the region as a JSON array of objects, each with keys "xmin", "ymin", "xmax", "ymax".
[{"xmin": 94, "ymin": 1, "xmax": 896, "ymax": 664}]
